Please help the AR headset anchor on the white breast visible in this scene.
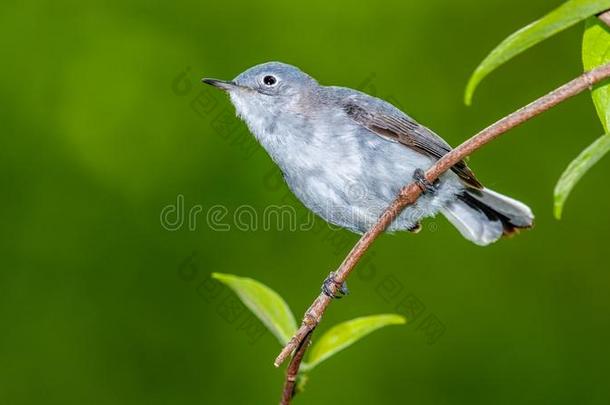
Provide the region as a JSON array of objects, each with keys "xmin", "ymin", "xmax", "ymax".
[{"xmin": 230, "ymin": 92, "xmax": 463, "ymax": 233}]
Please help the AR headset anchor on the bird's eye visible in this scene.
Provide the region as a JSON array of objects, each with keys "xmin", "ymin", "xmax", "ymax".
[{"xmin": 263, "ymin": 75, "xmax": 277, "ymax": 86}]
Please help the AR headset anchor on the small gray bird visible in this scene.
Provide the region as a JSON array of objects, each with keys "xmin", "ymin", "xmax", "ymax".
[{"xmin": 203, "ymin": 62, "xmax": 533, "ymax": 246}]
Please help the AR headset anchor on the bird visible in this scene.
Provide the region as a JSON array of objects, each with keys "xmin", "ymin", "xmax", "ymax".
[{"xmin": 202, "ymin": 61, "xmax": 533, "ymax": 247}]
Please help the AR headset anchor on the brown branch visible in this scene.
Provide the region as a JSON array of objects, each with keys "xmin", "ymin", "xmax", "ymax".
[
  {"xmin": 598, "ymin": 9, "xmax": 610, "ymax": 26},
  {"xmin": 279, "ymin": 329, "xmax": 313, "ymax": 405},
  {"xmin": 275, "ymin": 60, "xmax": 610, "ymax": 368}
]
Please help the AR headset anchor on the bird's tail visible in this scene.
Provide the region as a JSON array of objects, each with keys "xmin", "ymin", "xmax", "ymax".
[{"xmin": 440, "ymin": 188, "xmax": 534, "ymax": 246}]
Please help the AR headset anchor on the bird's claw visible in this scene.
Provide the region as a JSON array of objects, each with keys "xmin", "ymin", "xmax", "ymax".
[
  {"xmin": 413, "ymin": 168, "xmax": 438, "ymax": 195},
  {"xmin": 321, "ymin": 272, "xmax": 349, "ymax": 299}
]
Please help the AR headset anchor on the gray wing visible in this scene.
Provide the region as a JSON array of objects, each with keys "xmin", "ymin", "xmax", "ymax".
[{"xmin": 336, "ymin": 89, "xmax": 482, "ymax": 189}]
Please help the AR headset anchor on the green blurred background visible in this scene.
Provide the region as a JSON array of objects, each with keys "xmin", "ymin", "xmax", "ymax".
[{"xmin": 2, "ymin": 0, "xmax": 610, "ymax": 403}]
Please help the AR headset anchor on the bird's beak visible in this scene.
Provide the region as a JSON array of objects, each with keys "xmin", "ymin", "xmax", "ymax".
[{"xmin": 201, "ymin": 78, "xmax": 238, "ymax": 91}]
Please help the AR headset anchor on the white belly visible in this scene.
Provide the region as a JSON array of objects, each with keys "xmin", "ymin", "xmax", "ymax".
[{"xmin": 266, "ymin": 120, "xmax": 463, "ymax": 233}]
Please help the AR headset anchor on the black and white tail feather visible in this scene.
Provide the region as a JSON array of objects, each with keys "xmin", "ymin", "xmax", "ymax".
[{"xmin": 441, "ymin": 188, "xmax": 534, "ymax": 246}]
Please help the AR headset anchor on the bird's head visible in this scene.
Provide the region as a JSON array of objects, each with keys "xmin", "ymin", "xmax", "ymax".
[{"xmin": 203, "ymin": 61, "xmax": 318, "ymax": 125}]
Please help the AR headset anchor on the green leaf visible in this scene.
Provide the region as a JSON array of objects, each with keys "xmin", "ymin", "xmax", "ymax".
[
  {"xmin": 295, "ymin": 373, "xmax": 309, "ymax": 394},
  {"xmin": 554, "ymin": 134, "xmax": 610, "ymax": 218},
  {"xmin": 305, "ymin": 314, "xmax": 406, "ymax": 370},
  {"xmin": 583, "ymin": 17, "xmax": 610, "ymax": 131},
  {"xmin": 211, "ymin": 273, "xmax": 297, "ymax": 345},
  {"xmin": 553, "ymin": 18, "xmax": 610, "ymax": 219},
  {"xmin": 465, "ymin": 0, "xmax": 610, "ymax": 105}
]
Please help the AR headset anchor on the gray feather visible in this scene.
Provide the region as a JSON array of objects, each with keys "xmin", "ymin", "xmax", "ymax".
[
  {"xmin": 441, "ymin": 200, "xmax": 504, "ymax": 246},
  {"xmin": 204, "ymin": 61, "xmax": 534, "ymax": 246},
  {"xmin": 335, "ymin": 88, "xmax": 483, "ymax": 188}
]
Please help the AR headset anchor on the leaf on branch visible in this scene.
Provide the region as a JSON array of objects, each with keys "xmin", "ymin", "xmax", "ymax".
[
  {"xmin": 553, "ymin": 17, "xmax": 610, "ymax": 219},
  {"xmin": 465, "ymin": 0, "xmax": 610, "ymax": 105},
  {"xmin": 554, "ymin": 133, "xmax": 610, "ymax": 218},
  {"xmin": 304, "ymin": 314, "xmax": 406, "ymax": 370},
  {"xmin": 211, "ymin": 273, "xmax": 297, "ymax": 345},
  {"xmin": 583, "ymin": 17, "xmax": 610, "ymax": 131}
]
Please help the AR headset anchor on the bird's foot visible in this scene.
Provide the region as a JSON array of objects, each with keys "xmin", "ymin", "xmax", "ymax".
[
  {"xmin": 413, "ymin": 168, "xmax": 438, "ymax": 195},
  {"xmin": 407, "ymin": 222, "xmax": 422, "ymax": 233},
  {"xmin": 321, "ymin": 272, "xmax": 349, "ymax": 299}
]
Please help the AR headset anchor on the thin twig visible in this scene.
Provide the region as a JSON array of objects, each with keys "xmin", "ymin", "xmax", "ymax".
[
  {"xmin": 274, "ymin": 60, "xmax": 610, "ymax": 368},
  {"xmin": 598, "ymin": 9, "xmax": 610, "ymax": 26},
  {"xmin": 279, "ymin": 330, "xmax": 313, "ymax": 405}
]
